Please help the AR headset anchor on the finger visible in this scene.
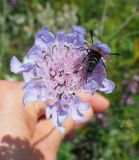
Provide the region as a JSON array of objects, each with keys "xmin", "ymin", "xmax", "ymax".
[
  {"xmin": 32, "ymin": 118, "xmax": 79, "ymax": 159},
  {"xmin": 73, "ymin": 106, "xmax": 93, "ymax": 129},
  {"xmin": 3, "ymin": 81, "xmax": 109, "ymax": 121},
  {"xmin": 91, "ymin": 93, "xmax": 110, "ymax": 112},
  {"xmin": 28, "ymin": 92, "xmax": 109, "ymax": 120},
  {"xmin": 32, "ymin": 104, "xmax": 94, "ymax": 143},
  {"xmin": 76, "ymin": 92, "xmax": 110, "ymax": 113},
  {"xmin": 25, "ymin": 91, "xmax": 109, "ymax": 133},
  {"xmin": 32, "ymin": 107, "xmax": 94, "ymax": 159},
  {"xmin": 32, "ymin": 119, "xmax": 62, "ymax": 160}
]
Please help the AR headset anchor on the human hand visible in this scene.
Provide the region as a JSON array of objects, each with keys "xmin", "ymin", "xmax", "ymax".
[{"xmin": 0, "ymin": 80, "xmax": 109, "ymax": 160}]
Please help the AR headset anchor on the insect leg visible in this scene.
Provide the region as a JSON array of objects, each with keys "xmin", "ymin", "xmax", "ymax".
[{"xmin": 82, "ymin": 54, "xmax": 88, "ymax": 63}]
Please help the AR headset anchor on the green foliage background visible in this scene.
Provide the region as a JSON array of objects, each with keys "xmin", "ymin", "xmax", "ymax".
[{"xmin": 0, "ymin": 0, "xmax": 139, "ymax": 159}]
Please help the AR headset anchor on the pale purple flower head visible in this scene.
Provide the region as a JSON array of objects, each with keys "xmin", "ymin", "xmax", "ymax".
[{"xmin": 10, "ymin": 25, "xmax": 115, "ymax": 132}]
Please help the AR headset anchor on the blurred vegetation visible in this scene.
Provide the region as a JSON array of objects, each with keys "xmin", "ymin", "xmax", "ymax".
[{"xmin": 0, "ymin": 0, "xmax": 139, "ymax": 159}]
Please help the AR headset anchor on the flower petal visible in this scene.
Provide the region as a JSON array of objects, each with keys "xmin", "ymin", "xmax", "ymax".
[
  {"xmin": 53, "ymin": 114, "xmax": 66, "ymax": 133},
  {"xmin": 35, "ymin": 27, "xmax": 55, "ymax": 47},
  {"xmin": 78, "ymin": 103, "xmax": 90, "ymax": 111},
  {"xmin": 58, "ymin": 126, "xmax": 65, "ymax": 133},
  {"xmin": 66, "ymin": 33, "xmax": 84, "ymax": 46},
  {"xmin": 23, "ymin": 80, "xmax": 44, "ymax": 91},
  {"xmin": 10, "ymin": 56, "xmax": 34, "ymax": 74},
  {"xmin": 10, "ymin": 56, "xmax": 23, "ymax": 74},
  {"xmin": 71, "ymin": 106, "xmax": 86, "ymax": 121},
  {"xmin": 27, "ymin": 45, "xmax": 43, "ymax": 61},
  {"xmin": 56, "ymin": 31, "xmax": 66, "ymax": 42},
  {"xmin": 23, "ymin": 70, "xmax": 36, "ymax": 82},
  {"xmin": 45, "ymin": 105, "xmax": 53, "ymax": 119},
  {"xmin": 58, "ymin": 113, "xmax": 68, "ymax": 123},
  {"xmin": 72, "ymin": 25, "xmax": 86, "ymax": 36},
  {"xmin": 23, "ymin": 90, "xmax": 38, "ymax": 106},
  {"xmin": 100, "ymin": 78, "xmax": 115, "ymax": 93},
  {"xmin": 93, "ymin": 41, "xmax": 111, "ymax": 55}
]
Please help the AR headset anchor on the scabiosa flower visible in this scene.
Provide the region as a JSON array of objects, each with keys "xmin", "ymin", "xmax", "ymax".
[{"xmin": 10, "ymin": 25, "xmax": 115, "ymax": 132}]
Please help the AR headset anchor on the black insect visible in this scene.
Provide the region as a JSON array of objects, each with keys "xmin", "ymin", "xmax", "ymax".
[{"xmin": 84, "ymin": 30, "xmax": 120, "ymax": 75}]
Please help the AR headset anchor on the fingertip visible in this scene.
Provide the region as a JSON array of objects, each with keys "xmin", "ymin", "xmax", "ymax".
[
  {"xmin": 74, "ymin": 107, "xmax": 94, "ymax": 129},
  {"xmin": 90, "ymin": 93, "xmax": 110, "ymax": 113},
  {"xmin": 75, "ymin": 92, "xmax": 93, "ymax": 103},
  {"xmin": 76, "ymin": 92, "xmax": 110, "ymax": 113}
]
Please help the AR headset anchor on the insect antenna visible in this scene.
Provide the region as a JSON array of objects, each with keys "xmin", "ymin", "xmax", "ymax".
[
  {"xmin": 90, "ymin": 30, "xmax": 94, "ymax": 44},
  {"xmin": 110, "ymin": 53, "xmax": 121, "ymax": 56}
]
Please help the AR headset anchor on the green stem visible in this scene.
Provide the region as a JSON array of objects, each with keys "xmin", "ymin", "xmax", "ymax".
[{"xmin": 99, "ymin": 0, "xmax": 108, "ymax": 36}]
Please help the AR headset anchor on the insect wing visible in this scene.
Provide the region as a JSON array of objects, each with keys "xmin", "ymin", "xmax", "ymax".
[
  {"xmin": 97, "ymin": 50, "xmax": 112, "ymax": 63},
  {"xmin": 88, "ymin": 44, "xmax": 112, "ymax": 63}
]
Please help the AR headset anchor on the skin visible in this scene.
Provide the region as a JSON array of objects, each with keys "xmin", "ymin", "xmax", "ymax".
[{"xmin": 0, "ymin": 80, "xmax": 110, "ymax": 160}]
